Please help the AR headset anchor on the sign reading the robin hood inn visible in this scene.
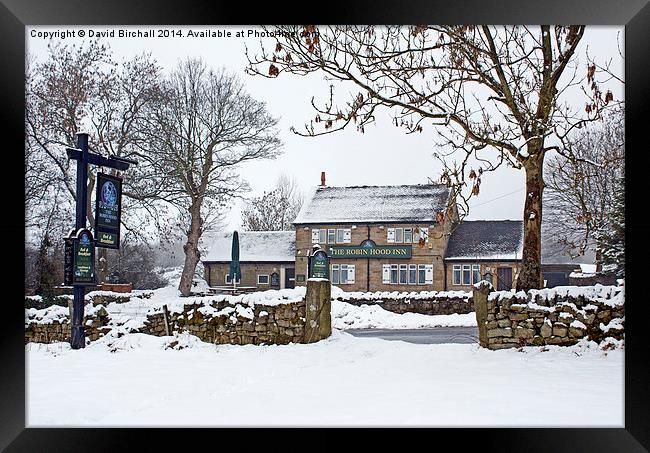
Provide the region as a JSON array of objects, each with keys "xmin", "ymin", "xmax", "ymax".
[
  {"xmin": 95, "ymin": 173, "xmax": 122, "ymax": 249},
  {"xmin": 329, "ymin": 240, "xmax": 412, "ymax": 259}
]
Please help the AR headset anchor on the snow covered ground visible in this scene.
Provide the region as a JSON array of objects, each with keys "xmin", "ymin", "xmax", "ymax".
[
  {"xmin": 333, "ymin": 301, "xmax": 476, "ymax": 329},
  {"xmin": 26, "ymin": 332, "xmax": 623, "ymax": 427},
  {"xmin": 26, "ymin": 270, "xmax": 623, "ymax": 426}
]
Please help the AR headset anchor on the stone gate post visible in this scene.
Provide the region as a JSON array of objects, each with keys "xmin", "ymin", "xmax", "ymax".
[
  {"xmin": 304, "ymin": 278, "xmax": 332, "ymax": 343},
  {"xmin": 473, "ymin": 281, "xmax": 493, "ymax": 348}
]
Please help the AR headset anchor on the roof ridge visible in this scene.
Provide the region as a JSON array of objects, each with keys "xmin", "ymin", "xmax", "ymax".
[
  {"xmin": 317, "ymin": 183, "xmax": 448, "ymax": 189},
  {"xmin": 224, "ymin": 230, "xmax": 294, "ymax": 234},
  {"xmin": 460, "ymin": 219, "xmax": 523, "ymax": 223}
]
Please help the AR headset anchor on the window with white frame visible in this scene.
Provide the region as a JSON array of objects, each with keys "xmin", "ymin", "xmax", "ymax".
[
  {"xmin": 331, "ymin": 265, "xmax": 340, "ymax": 284},
  {"xmin": 462, "ymin": 265, "xmax": 472, "ymax": 285},
  {"xmin": 453, "ymin": 264, "xmax": 483, "ymax": 285},
  {"xmin": 408, "ymin": 264, "xmax": 417, "ymax": 284},
  {"xmin": 382, "ymin": 263, "xmax": 432, "ymax": 285},
  {"xmin": 387, "ymin": 228, "xmax": 396, "ymax": 243},
  {"xmin": 336, "ymin": 228, "xmax": 352, "ymax": 243},
  {"xmin": 257, "ymin": 274, "xmax": 269, "ymax": 285},
  {"xmin": 327, "ymin": 229, "xmax": 336, "ymax": 244},
  {"xmin": 418, "ymin": 265, "xmax": 427, "ymax": 284},
  {"xmin": 225, "ymin": 274, "xmax": 240, "ymax": 284},
  {"xmin": 452, "ymin": 265, "xmax": 462, "ymax": 285},
  {"xmin": 421, "ymin": 264, "xmax": 433, "ymax": 284},
  {"xmin": 472, "ymin": 265, "xmax": 481, "ymax": 284},
  {"xmin": 399, "ymin": 264, "xmax": 408, "ymax": 284},
  {"xmin": 311, "ymin": 228, "xmax": 327, "ymax": 244},
  {"xmin": 331, "ymin": 264, "xmax": 355, "ymax": 284},
  {"xmin": 395, "ymin": 227, "xmax": 404, "ymax": 243},
  {"xmin": 404, "ymin": 228, "xmax": 413, "ymax": 244},
  {"xmin": 390, "ymin": 264, "xmax": 398, "ymax": 284}
]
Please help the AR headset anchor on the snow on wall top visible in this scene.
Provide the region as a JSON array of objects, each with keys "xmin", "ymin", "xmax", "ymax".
[
  {"xmin": 487, "ymin": 284, "xmax": 624, "ymax": 307},
  {"xmin": 445, "ymin": 220, "xmax": 523, "ymax": 260},
  {"xmin": 293, "ymin": 184, "xmax": 451, "ymax": 224},
  {"xmin": 204, "ymin": 231, "xmax": 295, "ymax": 263},
  {"xmin": 331, "ymin": 286, "xmax": 471, "ymax": 301}
]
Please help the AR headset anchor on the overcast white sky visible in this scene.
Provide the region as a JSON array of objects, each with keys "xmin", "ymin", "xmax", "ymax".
[{"xmin": 27, "ymin": 26, "xmax": 624, "ymax": 232}]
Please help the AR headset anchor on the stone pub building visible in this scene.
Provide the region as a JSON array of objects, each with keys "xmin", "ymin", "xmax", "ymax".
[{"xmin": 204, "ymin": 173, "xmax": 531, "ymax": 293}]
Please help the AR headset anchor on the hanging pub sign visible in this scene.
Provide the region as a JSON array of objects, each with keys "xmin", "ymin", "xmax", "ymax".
[
  {"xmin": 72, "ymin": 228, "xmax": 96, "ymax": 286},
  {"xmin": 95, "ymin": 172, "xmax": 122, "ymax": 249},
  {"xmin": 309, "ymin": 249, "xmax": 330, "ymax": 279}
]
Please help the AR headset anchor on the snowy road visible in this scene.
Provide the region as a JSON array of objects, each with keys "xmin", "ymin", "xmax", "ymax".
[
  {"xmin": 346, "ymin": 327, "xmax": 478, "ymax": 344},
  {"xmin": 26, "ymin": 331, "xmax": 623, "ymax": 427}
]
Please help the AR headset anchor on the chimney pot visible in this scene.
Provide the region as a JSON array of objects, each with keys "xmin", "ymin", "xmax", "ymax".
[{"xmin": 320, "ymin": 171, "xmax": 326, "ymax": 186}]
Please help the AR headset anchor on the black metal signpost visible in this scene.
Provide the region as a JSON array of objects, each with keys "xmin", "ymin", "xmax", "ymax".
[{"xmin": 65, "ymin": 132, "xmax": 137, "ymax": 349}]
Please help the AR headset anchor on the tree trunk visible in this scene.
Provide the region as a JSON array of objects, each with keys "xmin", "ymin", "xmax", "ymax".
[
  {"xmin": 97, "ymin": 248, "xmax": 109, "ymax": 284},
  {"xmin": 178, "ymin": 202, "xmax": 202, "ymax": 296},
  {"xmin": 516, "ymin": 156, "xmax": 544, "ymax": 291},
  {"xmin": 595, "ymin": 249, "xmax": 603, "ymax": 273}
]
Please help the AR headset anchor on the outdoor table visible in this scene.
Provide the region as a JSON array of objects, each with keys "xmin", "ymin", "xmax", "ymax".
[{"xmin": 207, "ymin": 286, "xmax": 258, "ymax": 295}]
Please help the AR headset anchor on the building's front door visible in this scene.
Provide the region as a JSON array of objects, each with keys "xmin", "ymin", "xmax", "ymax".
[
  {"xmin": 496, "ymin": 267, "xmax": 513, "ymax": 291},
  {"xmin": 284, "ymin": 268, "xmax": 295, "ymax": 289}
]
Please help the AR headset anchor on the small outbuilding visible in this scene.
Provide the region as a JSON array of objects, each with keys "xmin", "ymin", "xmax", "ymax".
[
  {"xmin": 444, "ymin": 220, "xmax": 523, "ymax": 291},
  {"xmin": 202, "ymin": 231, "xmax": 296, "ymax": 290}
]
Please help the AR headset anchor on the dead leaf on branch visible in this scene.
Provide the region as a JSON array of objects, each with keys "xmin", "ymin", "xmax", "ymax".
[{"xmin": 587, "ymin": 63, "xmax": 596, "ymax": 83}]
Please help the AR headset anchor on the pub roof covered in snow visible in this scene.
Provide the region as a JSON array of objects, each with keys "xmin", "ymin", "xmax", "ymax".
[
  {"xmin": 293, "ymin": 183, "xmax": 452, "ymax": 225},
  {"xmin": 203, "ymin": 231, "xmax": 296, "ymax": 263},
  {"xmin": 445, "ymin": 220, "xmax": 523, "ymax": 261}
]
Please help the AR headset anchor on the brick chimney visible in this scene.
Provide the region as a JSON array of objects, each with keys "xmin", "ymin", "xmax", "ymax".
[{"xmin": 320, "ymin": 171, "xmax": 326, "ymax": 186}]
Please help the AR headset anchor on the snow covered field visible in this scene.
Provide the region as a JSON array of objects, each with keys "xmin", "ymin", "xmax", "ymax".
[
  {"xmin": 27, "ymin": 331, "xmax": 623, "ymax": 427},
  {"xmin": 26, "ymin": 270, "xmax": 623, "ymax": 427}
]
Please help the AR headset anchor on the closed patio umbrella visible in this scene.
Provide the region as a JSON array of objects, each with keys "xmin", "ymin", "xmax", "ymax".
[{"xmin": 229, "ymin": 231, "xmax": 241, "ymax": 290}]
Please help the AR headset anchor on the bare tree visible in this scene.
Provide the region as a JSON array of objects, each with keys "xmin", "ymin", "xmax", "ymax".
[
  {"xmin": 241, "ymin": 174, "xmax": 303, "ymax": 231},
  {"xmin": 246, "ymin": 25, "xmax": 620, "ymax": 290},
  {"xmin": 544, "ymin": 106, "xmax": 624, "ymax": 262},
  {"xmin": 137, "ymin": 58, "xmax": 282, "ymax": 296},
  {"xmin": 25, "ymin": 42, "xmax": 163, "ymax": 285}
]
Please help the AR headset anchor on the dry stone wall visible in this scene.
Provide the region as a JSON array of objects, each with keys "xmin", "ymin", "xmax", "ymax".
[
  {"xmin": 142, "ymin": 279, "xmax": 331, "ymax": 345},
  {"xmin": 24, "ymin": 282, "xmax": 330, "ymax": 346},
  {"xmin": 333, "ymin": 290, "xmax": 473, "ymax": 315},
  {"xmin": 24, "ymin": 304, "xmax": 112, "ymax": 344},
  {"xmin": 141, "ymin": 300, "xmax": 307, "ymax": 345},
  {"xmin": 473, "ymin": 282, "xmax": 625, "ymax": 350}
]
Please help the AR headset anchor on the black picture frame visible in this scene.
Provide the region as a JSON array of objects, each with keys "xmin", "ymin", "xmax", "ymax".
[{"xmin": 5, "ymin": 0, "xmax": 649, "ymax": 450}]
